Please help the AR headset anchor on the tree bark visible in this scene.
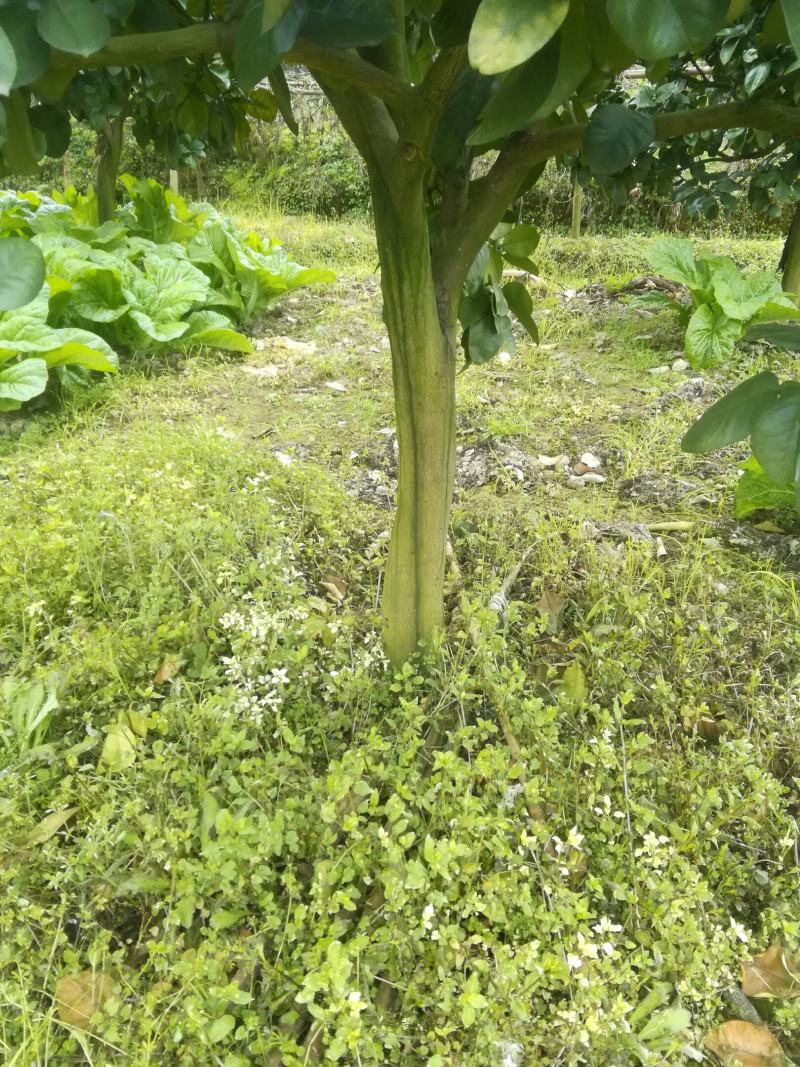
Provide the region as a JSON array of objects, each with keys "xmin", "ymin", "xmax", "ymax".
[
  {"xmin": 370, "ymin": 175, "xmax": 457, "ymax": 664},
  {"xmin": 571, "ymin": 177, "xmax": 583, "ymax": 239},
  {"xmin": 95, "ymin": 115, "xmax": 124, "ymax": 224},
  {"xmin": 781, "ymin": 201, "xmax": 800, "ymax": 298}
]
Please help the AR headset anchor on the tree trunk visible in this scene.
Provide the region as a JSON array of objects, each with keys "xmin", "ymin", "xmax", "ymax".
[
  {"xmin": 781, "ymin": 200, "xmax": 800, "ymax": 298},
  {"xmin": 571, "ymin": 177, "xmax": 583, "ymax": 239},
  {"xmin": 370, "ymin": 177, "xmax": 457, "ymax": 664},
  {"xmin": 169, "ymin": 168, "xmax": 180, "ymax": 194},
  {"xmin": 95, "ymin": 115, "xmax": 124, "ymax": 224}
]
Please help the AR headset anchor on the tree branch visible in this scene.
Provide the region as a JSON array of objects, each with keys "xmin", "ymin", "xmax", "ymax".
[
  {"xmin": 443, "ymin": 100, "xmax": 800, "ymax": 295},
  {"xmin": 51, "ymin": 22, "xmax": 415, "ymax": 113},
  {"xmin": 416, "ymin": 45, "xmax": 468, "ymax": 149}
]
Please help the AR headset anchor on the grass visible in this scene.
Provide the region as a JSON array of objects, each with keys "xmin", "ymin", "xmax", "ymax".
[{"xmin": 2, "ymin": 213, "xmax": 800, "ymax": 1065}]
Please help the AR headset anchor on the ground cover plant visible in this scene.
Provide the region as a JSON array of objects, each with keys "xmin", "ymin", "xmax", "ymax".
[
  {"xmin": 0, "ymin": 177, "xmax": 333, "ymax": 410},
  {"xmin": 3, "ymin": 220, "xmax": 800, "ymax": 1065}
]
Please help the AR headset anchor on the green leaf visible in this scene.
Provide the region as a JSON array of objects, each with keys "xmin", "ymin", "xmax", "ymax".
[
  {"xmin": 181, "ymin": 311, "xmax": 253, "ymax": 353},
  {"xmin": 529, "ymin": 1, "xmax": 592, "ymax": 121},
  {"xmin": 751, "ymin": 381, "xmax": 800, "ymax": 484},
  {"xmin": 583, "ymin": 105, "xmax": 656, "ymax": 176},
  {"xmin": 207, "ymin": 1014, "xmax": 236, "ymax": 1044},
  {"xmin": 210, "ymin": 908, "xmax": 246, "ymax": 932},
  {"xmin": 0, "ymin": 358, "xmax": 48, "ymax": 405},
  {"xmin": 267, "ymin": 67, "xmax": 298, "ymax": 135},
  {"xmin": 302, "ymin": 0, "xmax": 398, "ymax": 48},
  {"xmin": 468, "ymin": 0, "xmax": 569, "ymax": 75},
  {"xmin": 468, "ymin": 36, "xmax": 560, "ymax": 144},
  {"xmin": 685, "ymin": 304, "xmax": 742, "ymax": 368},
  {"xmin": 245, "ymin": 88, "xmax": 279, "ymax": 123},
  {"xmin": 780, "ymin": 0, "xmax": 800, "ymax": 56},
  {"xmin": 646, "ymin": 237, "xmax": 709, "ymax": 289},
  {"xmin": 178, "ymin": 95, "xmax": 209, "ymax": 139},
  {"xmin": 463, "ymin": 308, "xmax": 515, "ymax": 365},
  {"xmin": 0, "ymin": 7, "xmax": 50, "ymax": 89},
  {"xmin": 746, "ymin": 321, "xmax": 800, "ymax": 349},
  {"xmin": 37, "ymin": 0, "xmax": 111, "ymax": 57},
  {"xmin": 0, "ymin": 239, "xmax": 45, "ymax": 311},
  {"xmin": 744, "ymin": 60, "xmax": 772, "ymax": 95},
  {"xmin": 41, "ymin": 330, "xmax": 118, "ymax": 372},
  {"xmin": 435, "ymin": 67, "xmax": 496, "ymax": 166},
  {"xmin": 29, "ymin": 105, "xmax": 71, "ymax": 159},
  {"xmin": 735, "ymin": 456, "xmax": 796, "ymax": 518},
  {"xmin": 97, "ymin": 722, "xmax": 137, "ymax": 772},
  {"xmin": 263, "ymin": 0, "xmax": 292, "ymax": 32},
  {"xmin": 503, "ymin": 280, "xmax": 538, "ymax": 341},
  {"xmin": 0, "ymin": 25, "xmax": 17, "ymax": 96},
  {"xmin": 6, "ymin": 91, "xmax": 39, "ymax": 175},
  {"xmin": 713, "ymin": 269, "xmax": 784, "ymax": 321},
  {"xmin": 25, "ymin": 807, "xmax": 79, "ymax": 846},
  {"xmin": 499, "ymin": 223, "xmax": 540, "ymax": 263},
  {"xmin": 682, "ymin": 371, "xmax": 781, "ymax": 453},
  {"xmin": 235, "ymin": 0, "xmax": 307, "ymax": 89},
  {"xmin": 607, "ymin": 0, "xmax": 729, "ymax": 59},
  {"xmin": 556, "ymin": 660, "xmax": 588, "ymax": 707}
]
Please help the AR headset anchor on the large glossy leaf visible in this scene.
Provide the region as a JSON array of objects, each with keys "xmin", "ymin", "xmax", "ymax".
[
  {"xmin": 469, "ymin": 0, "xmax": 569, "ymax": 75},
  {"xmin": 267, "ymin": 67, "xmax": 298, "ymax": 135},
  {"xmin": 468, "ymin": 36, "xmax": 560, "ymax": 144},
  {"xmin": 751, "ymin": 381, "xmax": 800, "ymax": 484},
  {"xmin": 607, "ymin": 0, "xmax": 729, "ymax": 59},
  {"xmin": 38, "ymin": 0, "xmax": 111, "ymax": 57},
  {"xmin": 0, "ymin": 7, "xmax": 50, "ymax": 89},
  {"xmin": 435, "ymin": 67, "xmax": 496, "ymax": 167},
  {"xmin": 235, "ymin": 0, "xmax": 307, "ymax": 89},
  {"xmin": 42, "ymin": 330, "xmax": 118, "ymax": 372},
  {"xmin": 685, "ymin": 304, "xmax": 742, "ymax": 368},
  {"xmin": 682, "ymin": 371, "xmax": 781, "ymax": 453},
  {"xmin": 529, "ymin": 1, "xmax": 592, "ymax": 121},
  {"xmin": 302, "ymin": 0, "xmax": 398, "ymax": 47},
  {"xmin": 781, "ymin": 0, "xmax": 800, "ymax": 56},
  {"xmin": 583, "ymin": 105, "xmax": 656, "ymax": 175},
  {"xmin": 0, "ymin": 26, "xmax": 17, "ymax": 96},
  {"xmin": 746, "ymin": 321, "xmax": 800, "ymax": 349},
  {"xmin": 0, "ymin": 358, "xmax": 48, "ymax": 408},
  {"xmin": 498, "ymin": 223, "xmax": 540, "ymax": 271},
  {"xmin": 0, "ymin": 240, "xmax": 45, "ymax": 312},
  {"xmin": 123, "ymin": 254, "xmax": 211, "ymax": 323},
  {"xmin": 503, "ymin": 280, "xmax": 538, "ymax": 341}
]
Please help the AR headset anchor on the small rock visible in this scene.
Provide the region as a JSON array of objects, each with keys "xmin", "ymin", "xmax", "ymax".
[
  {"xmin": 325, "ymin": 380, "xmax": 347, "ymax": 393},
  {"xmin": 242, "ymin": 364, "xmax": 279, "ymax": 378},
  {"xmin": 648, "ymin": 365, "xmax": 671, "ymax": 375},
  {"xmin": 567, "ymin": 475, "xmax": 587, "ymax": 489},
  {"xmin": 274, "ymin": 451, "xmax": 293, "ymax": 467},
  {"xmin": 655, "ymin": 537, "xmax": 668, "ymax": 560},
  {"xmin": 538, "ymin": 453, "xmax": 569, "ymax": 468},
  {"xmin": 273, "ymin": 336, "xmax": 317, "ymax": 355},
  {"xmin": 581, "ymin": 472, "xmax": 607, "ymax": 485},
  {"xmin": 377, "ymin": 427, "xmax": 395, "ymax": 436},
  {"xmin": 671, "ymin": 358, "xmax": 691, "ymax": 372},
  {"xmin": 497, "ymin": 350, "xmax": 512, "ymax": 364},
  {"xmin": 579, "ymin": 451, "xmax": 602, "ymax": 470}
]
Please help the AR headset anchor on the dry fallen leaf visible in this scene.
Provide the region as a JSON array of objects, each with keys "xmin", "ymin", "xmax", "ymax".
[
  {"xmin": 742, "ymin": 945, "xmax": 800, "ymax": 1000},
  {"xmin": 704, "ymin": 1020, "xmax": 784, "ymax": 1066},
  {"xmin": 55, "ymin": 970, "xmax": 118, "ymax": 1029},
  {"xmin": 154, "ymin": 659, "xmax": 179, "ymax": 685},
  {"xmin": 26, "ymin": 807, "xmax": 79, "ymax": 846},
  {"xmin": 537, "ymin": 587, "xmax": 566, "ymax": 634},
  {"xmin": 321, "ymin": 573, "xmax": 348, "ymax": 604}
]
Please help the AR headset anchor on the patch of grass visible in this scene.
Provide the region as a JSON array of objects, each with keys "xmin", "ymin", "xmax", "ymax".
[{"xmin": 2, "ymin": 219, "xmax": 800, "ymax": 1065}]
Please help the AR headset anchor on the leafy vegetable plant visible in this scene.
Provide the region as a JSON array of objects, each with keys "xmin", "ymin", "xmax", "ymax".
[
  {"xmin": 0, "ymin": 178, "xmax": 334, "ymax": 410},
  {"xmin": 632, "ymin": 237, "xmax": 800, "ymax": 369},
  {"xmin": 683, "ymin": 371, "xmax": 800, "ymax": 518}
]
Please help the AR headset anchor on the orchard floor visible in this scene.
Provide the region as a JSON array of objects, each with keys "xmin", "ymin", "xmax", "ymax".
[{"xmin": 2, "ymin": 214, "xmax": 800, "ymax": 1066}]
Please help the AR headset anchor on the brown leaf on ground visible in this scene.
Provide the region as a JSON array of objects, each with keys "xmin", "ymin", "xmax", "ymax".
[
  {"xmin": 742, "ymin": 945, "xmax": 800, "ymax": 999},
  {"xmin": 55, "ymin": 971, "xmax": 118, "ymax": 1029},
  {"xmin": 321, "ymin": 573, "xmax": 348, "ymax": 604},
  {"xmin": 704, "ymin": 1020, "xmax": 784, "ymax": 1065},
  {"xmin": 537, "ymin": 587, "xmax": 566, "ymax": 634},
  {"xmin": 154, "ymin": 659, "xmax": 179, "ymax": 685}
]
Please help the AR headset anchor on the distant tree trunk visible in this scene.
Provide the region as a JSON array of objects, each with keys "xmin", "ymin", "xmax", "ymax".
[
  {"xmin": 571, "ymin": 177, "xmax": 583, "ymax": 239},
  {"xmin": 95, "ymin": 115, "xmax": 124, "ymax": 224},
  {"xmin": 169, "ymin": 168, "xmax": 180, "ymax": 194},
  {"xmin": 781, "ymin": 201, "xmax": 800, "ymax": 299}
]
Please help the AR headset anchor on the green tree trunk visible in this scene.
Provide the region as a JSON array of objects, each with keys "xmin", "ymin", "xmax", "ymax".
[
  {"xmin": 95, "ymin": 115, "xmax": 124, "ymax": 224},
  {"xmin": 571, "ymin": 177, "xmax": 583, "ymax": 239},
  {"xmin": 371, "ymin": 178, "xmax": 457, "ymax": 664},
  {"xmin": 781, "ymin": 201, "xmax": 800, "ymax": 299}
]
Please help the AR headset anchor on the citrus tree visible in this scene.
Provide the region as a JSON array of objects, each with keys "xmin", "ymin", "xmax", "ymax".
[{"xmin": 4, "ymin": 0, "xmax": 800, "ymax": 661}]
